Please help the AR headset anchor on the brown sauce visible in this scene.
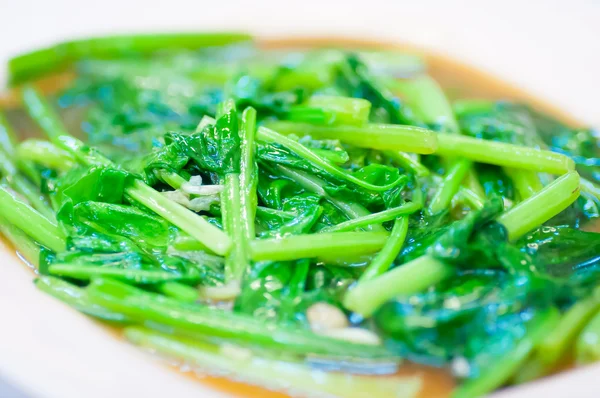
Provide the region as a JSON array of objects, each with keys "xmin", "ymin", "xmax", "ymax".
[{"xmin": 0, "ymin": 36, "xmax": 596, "ymax": 398}]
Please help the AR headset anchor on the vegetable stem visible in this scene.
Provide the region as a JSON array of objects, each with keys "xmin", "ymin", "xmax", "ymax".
[
  {"xmin": 250, "ymin": 231, "xmax": 390, "ymax": 262},
  {"xmin": 263, "ymin": 121, "xmax": 438, "ymax": 153},
  {"xmin": 359, "ymin": 217, "xmax": 409, "ymax": 282},
  {"xmin": 0, "ymin": 185, "xmax": 65, "ymax": 253},
  {"xmin": 497, "ymin": 172, "xmax": 581, "ymax": 241},
  {"xmin": 344, "ymin": 255, "xmax": 453, "ymax": 316}
]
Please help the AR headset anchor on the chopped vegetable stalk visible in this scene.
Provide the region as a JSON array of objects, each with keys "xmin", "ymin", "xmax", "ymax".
[
  {"xmin": 384, "ymin": 151, "xmax": 430, "ymax": 177},
  {"xmin": 16, "ymin": 139, "xmax": 77, "ymax": 172},
  {"xmin": 288, "ymin": 95, "xmax": 372, "ymax": 126},
  {"xmin": 504, "ymin": 168, "xmax": 543, "ymax": 200},
  {"xmin": 320, "ymin": 201, "xmax": 421, "ymax": 233},
  {"xmin": 263, "ymin": 121, "xmax": 438, "ymax": 153},
  {"xmin": 88, "ymin": 278, "xmax": 396, "ymax": 360},
  {"xmin": 157, "ymin": 282, "xmax": 200, "ymax": 303},
  {"xmin": 427, "ymin": 159, "xmax": 472, "ymax": 215},
  {"xmin": 344, "ymin": 255, "xmax": 453, "ymax": 316},
  {"xmin": 125, "ymin": 327, "xmax": 420, "ymax": 398},
  {"xmin": 9, "ymin": 32, "xmax": 253, "ymax": 84},
  {"xmin": 0, "ymin": 185, "xmax": 65, "ymax": 253},
  {"xmin": 436, "ymin": 134, "xmax": 575, "ymax": 174},
  {"xmin": 497, "ymin": 172, "xmax": 581, "ymax": 240},
  {"xmin": 0, "ymin": 216, "xmax": 40, "ymax": 268},
  {"xmin": 359, "ymin": 217, "xmax": 409, "ymax": 282},
  {"xmin": 250, "ymin": 231, "xmax": 390, "ymax": 262},
  {"xmin": 576, "ymin": 309, "xmax": 600, "ymax": 364}
]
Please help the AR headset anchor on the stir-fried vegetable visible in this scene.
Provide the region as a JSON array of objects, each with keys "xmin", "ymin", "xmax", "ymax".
[{"xmin": 1, "ymin": 33, "xmax": 599, "ymax": 398}]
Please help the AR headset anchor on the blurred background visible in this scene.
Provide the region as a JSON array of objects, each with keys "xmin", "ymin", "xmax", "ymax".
[{"xmin": 0, "ymin": 0, "xmax": 599, "ymax": 124}]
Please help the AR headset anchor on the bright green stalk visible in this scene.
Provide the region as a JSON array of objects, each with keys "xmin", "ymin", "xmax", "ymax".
[
  {"xmin": 48, "ymin": 262, "xmax": 202, "ymax": 284},
  {"xmin": 453, "ymin": 308, "xmax": 560, "ymax": 398},
  {"xmin": 157, "ymin": 282, "xmax": 200, "ymax": 303},
  {"xmin": 240, "ymin": 107, "xmax": 258, "ymax": 242},
  {"xmin": 504, "ymin": 168, "xmax": 543, "ymax": 200},
  {"xmin": 458, "ymin": 186, "xmax": 485, "ymax": 210},
  {"xmin": 0, "ymin": 151, "xmax": 53, "ymax": 220},
  {"xmin": 384, "ymin": 151, "xmax": 430, "ymax": 177},
  {"xmin": 581, "ymin": 177, "xmax": 600, "ymax": 202},
  {"xmin": 222, "ymin": 173, "xmax": 244, "ymax": 281},
  {"xmin": 359, "ymin": 217, "xmax": 409, "ymax": 282},
  {"xmin": 0, "ymin": 185, "xmax": 65, "ymax": 253},
  {"xmin": 155, "ymin": 170, "xmax": 187, "ymax": 189},
  {"xmin": 436, "ymin": 134, "xmax": 575, "ymax": 175},
  {"xmin": 35, "ymin": 276, "xmax": 128, "ymax": 322},
  {"xmin": 320, "ymin": 201, "xmax": 421, "ymax": 233},
  {"xmin": 288, "ymin": 95, "xmax": 372, "ymax": 126},
  {"xmin": 262, "ymin": 121, "xmax": 437, "ymax": 153},
  {"xmin": 9, "ymin": 32, "xmax": 253, "ymax": 84},
  {"xmin": 22, "ymin": 87, "xmax": 231, "ymax": 256},
  {"xmin": 88, "ymin": 278, "xmax": 395, "ymax": 360},
  {"xmin": 16, "ymin": 139, "xmax": 77, "ymax": 172},
  {"xmin": 250, "ymin": 231, "xmax": 390, "ymax": 262},
  {"xmin": 125, "ymin": 327, "xmax": 419, "ymax": 398},
  {"xmin": 128, "ymin": 181, "xmax": 231, "ymax": 256},
  {"xmin": 274, "ymin": 165, "xmax": 384, "ymax": 232},
  {"xmin": 514, "ymin": 289, "xmax": 600, "ymax": 383},
  {"xmin": 344, "ymin": 255, "xmax": 453, "ymax": 316},
  {"xmin": 575, "ymin": 308, "xmax": 600, "ymax": 364},
  {"xmin": 497, "ymin": 172, "xmax": 581, "ymax": 241},
  {"xmin": 427, "ymin": 159, "xmax": 472, "ymax": 215},
  {"xmin": 258, "ymin": 127, "xmax": 401, "ymax": 192},
  {"xmin": 0, "ymin": 216, "xmax": 41, "ymax": 268}
]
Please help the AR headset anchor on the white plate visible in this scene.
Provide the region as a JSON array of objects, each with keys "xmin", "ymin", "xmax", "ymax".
[{"xmin": 0, "ymin": 1, "xmax": 599, "ymax": 397}]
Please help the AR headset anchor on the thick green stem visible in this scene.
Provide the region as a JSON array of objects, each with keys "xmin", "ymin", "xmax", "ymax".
[
  {"xmin": 16, "ymin": 139, "xmax": 77, "ymax": 172},
  {"xmin": 321, "ymin": 201, "xmax": 420, "ymax": 233},
  {"xmin": 263, "ymin": 121, "xmax": 437, "ymax": 153},
  {"xmin": 453, "ymin": 308, "xmax": 560, "ymax": 398},
  {"xmin": 504, "ymin": 168, "xmax": 543, "ymax": 200},
  {"xmin": 48, "ymin": 263, "xmax": 202, "ymax": 284},
  {"xmin": 125, "ymin": 327, "xmax": 418, "ymax": 398},
  {"xmin": 250, "ymin": 231, "xmax": 390, "ymax": 262},
  {"xmin": 497, "ymin": 172, "xmax": 581, "ymax": 241},
  {"xmin": 359, "ymin": 217, "xmax": 409, "ymax": 282},
  {"xmin": 88, "ymin": 278, "xmax": 394, "ymax": 360},
  {"xmin": 128, "ymin": 180, "xmax": 231, "ymax": 256},
  {"xmin": 436, "ymin": 134, "xmax": 574, "ymax": 174},
  {"xmin": 222, "ymin": 173, "xmax": 245, "ymax": 281},
  {"xmin": 158, "ymin": 282, "xmax": 200, "ymax": 303},
  {"xmin": 0, "ymin": 112, "xmax": 18, "ymax": 154},
  {"xmin": 240, "ymin": 107, "xmax": 258, "ymax": 242},
  {"xmin": 0, "ymin": 185, "xmax": 65, "ymax": 253},
  {"xmin": 344, "ymin": 255, "xmax": 453, "ymax": 317},
  {"xmin": 10, "ymin": 33, "xmax": 253, "ymax": 84},
  {"xmin": 427, "ymin": 159, "xmax": 472, "ymax": 215},
  {"xmin": 575, "ymin": 308, "xmax": 600, "ymax": 364},
  {"xmin": 0, "ymin": 216, "xmax": 41, "ymax": 268},
  {"xmin": 156, "ymin": 170, "xmax": 187, "ymax": 189}
]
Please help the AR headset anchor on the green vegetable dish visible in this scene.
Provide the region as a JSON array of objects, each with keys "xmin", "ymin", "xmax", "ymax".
[{"xmin": 1, "ymin": 32, "xmax": 599, "ymax": 398}]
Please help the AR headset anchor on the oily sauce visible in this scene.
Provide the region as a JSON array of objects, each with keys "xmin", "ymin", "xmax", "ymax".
[{"xmin": 0, "ymin": 36, "xmax": 596, "ymax": 398}]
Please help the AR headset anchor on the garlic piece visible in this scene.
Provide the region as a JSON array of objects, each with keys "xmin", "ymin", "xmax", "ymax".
[
  {"xmin": 306, "ymin": 302, "xmax": 349, "ymax": 331},
  {"xmin": 319, "ymin": 328, "xmax": 382, "ymax": 346}
]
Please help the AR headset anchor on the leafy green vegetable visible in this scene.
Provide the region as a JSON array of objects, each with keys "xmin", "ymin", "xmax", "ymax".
[{"xmin": 1, "ymin": 36, "xmax": 599, "ymax": 398}]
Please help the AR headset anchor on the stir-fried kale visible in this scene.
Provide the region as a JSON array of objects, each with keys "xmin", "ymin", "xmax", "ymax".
[{"xmin": 0, "ymin": 34, "xmax": 599, "ymax": 398}]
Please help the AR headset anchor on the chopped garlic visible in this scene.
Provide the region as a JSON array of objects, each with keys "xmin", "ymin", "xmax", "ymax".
[{"xmin": 306, "ymin": 302, "xmax": 349, "ymax": 331}]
